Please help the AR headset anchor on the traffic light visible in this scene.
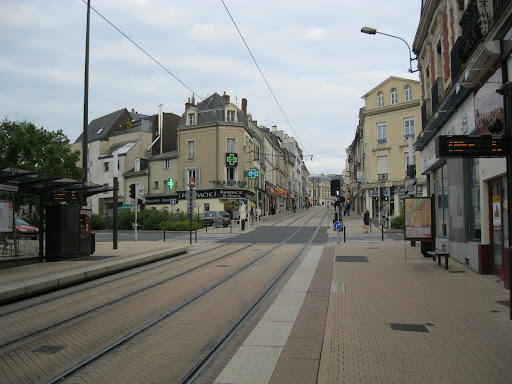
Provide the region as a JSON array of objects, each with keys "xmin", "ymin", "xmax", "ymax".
[
  {"xmin": 330, "ymin": 180, "xmax": 336, "ymax": 196},
  {"xmin": 129, "ymin": 183, "xmax": 136, "ymax": 199}
]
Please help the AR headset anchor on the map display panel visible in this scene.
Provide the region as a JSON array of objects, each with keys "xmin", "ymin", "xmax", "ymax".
[{"xmin": 404, "ymin": 197, "xmax": 433, "ymax": 241}]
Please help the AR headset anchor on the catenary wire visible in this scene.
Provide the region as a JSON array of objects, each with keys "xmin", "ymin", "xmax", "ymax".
[
  {"xmin": 220, "ymin": 0, "xmax": 310, "ymax": 157},
  {"xmin": 80, "ymin": 0, "xmax": 203, "ymax": 100}
]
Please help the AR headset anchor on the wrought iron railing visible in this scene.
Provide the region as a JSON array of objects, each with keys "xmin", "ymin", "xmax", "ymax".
[
  {"xmin": 493, "ymin": 0, "xmax": 507, "ymax": 23},
  {"xmin": 458, "ymin": 0, "xmax": 488, "ymax": 64},
  {"xmin": 377, "ymin": 138, "xmax": 387, "ymax": 146},
  {"xmin": 421, "ymin": 98, "xmax": 431, "ymax": 128},
  {"xmin": 451, "ymin": 37, "xmax": 464, "ymax": 82},
  {"xmin": 431, "ymin": 77, "xmax": 444, "ymax": 114}
]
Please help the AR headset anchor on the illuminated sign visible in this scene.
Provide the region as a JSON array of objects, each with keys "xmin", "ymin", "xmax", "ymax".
[
  {"xmin": 53, "ymin": 191, "xmax": 77, "ymax": 201},
  {"xmin": 435, "ymin": 135, "xmax": 510, "ymax": 158}
]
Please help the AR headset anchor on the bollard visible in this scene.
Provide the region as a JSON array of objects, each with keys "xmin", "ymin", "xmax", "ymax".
[
  {"xmin": 163, "ymin": 228, "xmax": 166, "ymax": 242},
  {"xmin": 195, "ymin": 229, "xmax": 197, "ymax": 243},
  {"xmin": 381, "ymin": 224, "xmax": 384, "ymax": 242},
  {"xmin": 344, "ymin": 227, "xmax": 346, "ymax": 243}
]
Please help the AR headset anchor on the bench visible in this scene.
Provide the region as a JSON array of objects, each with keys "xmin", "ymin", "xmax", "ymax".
[{"xmin": 427, "ymin": 250, "xmax": 450, "ymax": 270}]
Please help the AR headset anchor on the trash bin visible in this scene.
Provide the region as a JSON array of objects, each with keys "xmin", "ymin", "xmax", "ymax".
[{"xmin": 241, "ymin": 219, "xmax": 246, "ymax": 231}]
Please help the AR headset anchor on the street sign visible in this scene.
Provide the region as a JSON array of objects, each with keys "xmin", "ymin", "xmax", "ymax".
[
  {"xmin": 333, "ymin": 221, "xmax": 343, "ymax": 231},
  {"xmin": 170, "ymin": 199, "xmax": 177, "ymax": 206},
  {"xmin": 239, "ymin": 198, "xmax": 243, "ymax": 206},
  {"xmin": 404, "ymin": 178, "xmax": 417, "ymax": 195},
  {"xmin": 185, "ymin": 189, "xmax": 197, "ymax": 200},
  {"xmin": 187, "ymin": 201, "xmax": 196, "ymax": 209},
  {"xmin": 190, "ymin": 177, "xmax": 195, "ymax": 189},
  {"xmin": 138, "ymin": 184, "xmax": 145, "ymax": 197}
]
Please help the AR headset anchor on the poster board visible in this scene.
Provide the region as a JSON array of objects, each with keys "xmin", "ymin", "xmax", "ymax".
[
  {"xmin": 404, "ymin": 197, "xmax": 433, "ymax": 241},
  {"xmin": 0, "ymin": 200, "xmax": 14, "ymax": 233}
]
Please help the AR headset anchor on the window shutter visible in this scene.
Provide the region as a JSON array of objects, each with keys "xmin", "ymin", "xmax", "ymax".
[
  {"xmin": 378, "ymin": 156, "xmax": 388, "ymax": 174},
  {"xmin": 182, "ymin": 170, "xmax": 186, "ymax": 188},
  {"xmin": 196, "ymin": 168, "xmax": 200, "ymax": 188}
]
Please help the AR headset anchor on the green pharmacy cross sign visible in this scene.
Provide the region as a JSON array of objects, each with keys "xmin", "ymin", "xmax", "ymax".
[
  {"xmin": 226, "ymin": 153, "xmax": 238, "ymax": 166},
  {"xmin": 166, "ymin": 178, "xmax": 175, "ymax": 190},
  {"xmin": 248, "ymin": 168, "xmax": 258, "ymax": 179}
]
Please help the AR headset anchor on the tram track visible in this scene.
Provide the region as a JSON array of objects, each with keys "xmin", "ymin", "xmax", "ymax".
[{"xmin": 0, "ymin": 208, "xmax": 329, "ymax": 383}]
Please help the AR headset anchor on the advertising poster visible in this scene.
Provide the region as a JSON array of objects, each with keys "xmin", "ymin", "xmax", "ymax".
[
  {"xmin": 0, "ymin": 200, "xmax": 14, "ymax": 233},
  {"xmin": 492, "ymin": 195, "xmax": 501, "ymax": 226},
  {"xmin": 404, "ymin": 197, "xmax": 433, "ymax": 241}
]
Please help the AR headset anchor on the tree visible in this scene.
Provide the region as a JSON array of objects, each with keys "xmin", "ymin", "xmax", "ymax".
[
  {"xmin": 0, "ymin": 119, "xmax": 83, "ymax": 179},
  {"xmin": 0, "ymin": 119, "xmax": 84, "ymax": 216}
]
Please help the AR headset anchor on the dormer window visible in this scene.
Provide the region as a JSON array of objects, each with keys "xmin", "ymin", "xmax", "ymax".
[
  {"xmin": 188, "ymin": 113, "xmax": 196, "ymax": 125},
  {"xmin": 227, "ymin": 110, "xmax": 235, "ymax": 122},
  {"xmin": 377, "ymin": 92, "xmax": 384, "ymax": 107},
  {"xmin": 391, "ymin": 88, "xmax": 398, "ymax": 105}
]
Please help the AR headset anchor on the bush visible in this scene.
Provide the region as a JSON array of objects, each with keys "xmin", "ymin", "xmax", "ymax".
[
  {"xmin": 391, "ymin": 214, "xmax": 404, "ymax": 229},
  {"xmin": 159, "ymin": 220, "xmax": 203, "ymax": 231},
  {"xmin": 91, "ymin": 214, "xmax": 108, "ymax": 230}
]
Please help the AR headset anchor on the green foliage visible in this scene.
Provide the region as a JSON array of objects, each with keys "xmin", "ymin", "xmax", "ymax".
[
  {"xmin": 91, "ymin": 214, "xmax": 108, "ymax": 230},
  {"xmin": 391, "ymin": 214, "xmax": 405, "ymax": 229},
  {"xmin": 158, "ymin": 220, "xmax": 203, "ymax": 231},
  {"xmin": 138, "ymin": 210, "xmax": 169, "ymax": 230},
  {"xmin": 118, "ymin": 211, "xmax": 135, "ymax": 230},
  {"xmin": 0, "ymin": 119, "xmax": 83, "ymax": 179}
]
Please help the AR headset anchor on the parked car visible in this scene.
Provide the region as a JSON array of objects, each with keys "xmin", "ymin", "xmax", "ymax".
[
  {"xmin": 200, "ymin": 211, "xmax": 231, "ymax": 227},
  {"xmin": 15, "ymin": 219, "xmax": 39, "ymax": 239}
]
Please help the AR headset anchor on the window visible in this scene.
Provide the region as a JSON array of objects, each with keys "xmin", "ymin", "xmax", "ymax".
[
  {"xmin": 404, "ymin": 151, "xmax": 416, "ymax": 176},
  {"xmin": 227, "ymin": 167, "xmax": 236, "ymax": 181},
  {"xmin": 377, "ymin": 155, "xmax": 388, "ymax": 180},
  {"xmin": 377, "ymin": 91, "xmax": 384, "ymax": 107},
  {"xmin": 468, "ymin": 158, "xmax": 481, "ymax": 240},
  {"xmin": 154, "ymin": 181, "xmax": 159, "ymax": 189},
  {"xmin": 390, "ymin": 88, "xmax": 398, "ymax": 105},
  {"xmin": 182, "ymin": 168, "xmax": 200, "ymax": 189},
  {"xmin": 377, "ymin": 123, "xmax": 387, "ymax": 145},
  {"xmin": 435, "ymin": 164, "xmax": 449, "ymax": 237},
  {"xmin": 187, "ymin": 140, "xmax": 195, "ymax": 160},
  {"xmin": 188, "ymin": 113, "xmax": 196, "ymax": 125},
  {"xmin": 164, "ymin": 159, "xmax": 171, "ymax": 169},
  {"xmin": 254, "ymin": 144, "xmax": 260, "ymax": 160},
  {"xmin": 103, "ymin": 162, "xmax": 109, "ymax": 172},
  {"xmin": 227, "ymin": 110, "xmax": 235, "ymax": 122},
  {"xmin": 405, "ymin": 85, "xmax": 412, "ymax": 102},
  {"xmin": 227, "ymin": 138, "xmax": 236, "ymax": 153},
  {"xmin": 404, "ymin": 118, "xmax": 415, "ymax": 139}
]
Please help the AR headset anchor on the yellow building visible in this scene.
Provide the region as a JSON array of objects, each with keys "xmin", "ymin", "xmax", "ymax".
[{"xmin": 353, "ymin": 76, "xmax": 426, "ymax": 219}]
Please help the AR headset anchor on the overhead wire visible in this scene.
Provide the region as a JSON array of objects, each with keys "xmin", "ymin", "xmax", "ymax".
[
  {"xmin": 220, "ymin": 0, "xmax": 310, "ymax": 157},
  {"xmin": 80, "ymin": 0, "xmax": 203, "ymax": 100}
]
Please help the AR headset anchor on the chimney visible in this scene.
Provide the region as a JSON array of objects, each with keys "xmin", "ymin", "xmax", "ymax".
[
  {"xmin": 131, "ymin": 108, "xmax": 135, "ymax": 113},
  {"xmin": 272, "ymin": 124, "xmax": 277, "ymax": 132},
  {"xmin": 222, "ymin": 91, "xmax": 230, "ymax": 103},
  {"xmin": 242, "ymin": 98, "xmax": 247, "ymax": 116},
  {"xmin": 185, "ymin": 97, "xmax": 191, "ymax": 110}
]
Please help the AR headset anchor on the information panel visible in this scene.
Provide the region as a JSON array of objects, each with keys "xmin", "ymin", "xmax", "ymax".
[
  {"xmin": 404, "ymin": 197, "xmax": 433, "ymax": 241},
  {"xmin": 435, "ymin": 135, "xmax": 510, "ymax": 158}
]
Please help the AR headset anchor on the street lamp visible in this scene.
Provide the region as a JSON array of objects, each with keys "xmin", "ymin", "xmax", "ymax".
[{"xmin": 361, "ymin": 26, "xmax": 418, "ymax": 73}]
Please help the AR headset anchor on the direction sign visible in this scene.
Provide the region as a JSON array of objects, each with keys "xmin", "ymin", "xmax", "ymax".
[
  {"xmin": 239, "ymin": 198, "xmax": 243, "ymax": 206},
  {"xmin": 333, "ymin": 221, "xmax": 343, "ymax": 231},
  {"xmin": 170, "ymin": 199, "xmax": 177, "ymax": 206}
]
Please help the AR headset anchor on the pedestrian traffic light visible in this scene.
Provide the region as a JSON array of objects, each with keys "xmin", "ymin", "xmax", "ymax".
[
  {"xmin": 129, "ymin": 183, "xmax": 136, "ymax": 199},
  {"xmin": 331, "ymin": 180, "xmax": 336, "ymax": 196}
]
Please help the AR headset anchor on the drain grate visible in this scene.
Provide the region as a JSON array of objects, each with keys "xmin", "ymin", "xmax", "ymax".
[
  {"xmin": 389, "ymin": 323, "xmax": 429, "ymax": 333},
  {"xmin": 335, "ymin": 256, "xmax": 368, "ymax": 263},
  {"xmin": 33, "ymin": 345, "xmax": 66, "ymax": 354},
  {"xmin": 449, "ymin": 270, "xmax": 465, "ymax": 273}
]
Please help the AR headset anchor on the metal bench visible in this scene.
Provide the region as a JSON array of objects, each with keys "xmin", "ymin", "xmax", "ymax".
[{"xmin": 427, "ymin": 250, "xmax": 450, "ymax": 270}]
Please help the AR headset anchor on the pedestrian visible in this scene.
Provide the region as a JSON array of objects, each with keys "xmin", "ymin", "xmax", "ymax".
[
  {"xmin": 257, "ymin": 207, "xmax": 261, "ymax": 221},
  {"xmin": 363, "ymin": 209, "xmax": 370, "ymax": 233},
  {"xmin": 250, "ymin": 207, "xmax": 255, "ymax": 224},
  {"xmin": 346, "ymin": 201, "xmax": 351, "ymax": 216}
]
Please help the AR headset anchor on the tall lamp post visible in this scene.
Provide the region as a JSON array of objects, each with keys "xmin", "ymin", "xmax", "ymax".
[{"xmin": 361, "ymin": 27, "xmax": 418, "ymax": 73}]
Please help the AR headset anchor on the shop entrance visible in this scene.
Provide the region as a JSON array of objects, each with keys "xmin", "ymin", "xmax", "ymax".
[{"xmin": 489, "ymin": 178, "xmax": 507, "ymax": 280}]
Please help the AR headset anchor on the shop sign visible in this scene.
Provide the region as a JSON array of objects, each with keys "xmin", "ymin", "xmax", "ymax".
[
  {"xmin": 226, "ymin": 153, "xmax": 238, "ymax": 166},
  {"xmin": 210, "ymin": 180, "xmax": 247, "ymax": 187},
  {"xmin": 145, "ymin": 195, "xmax": 179, "ymax": 205}
]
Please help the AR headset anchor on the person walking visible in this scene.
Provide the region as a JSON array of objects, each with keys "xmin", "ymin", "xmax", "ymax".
[
  {"xmin": 363, "ymin": 209, "xmax": 370, "ymax": 233},
  {"xmin": 250, "ymin": 207, "xmax": 255, "ymax": 225},
  {"xmin": 346, "ymin": 201, "xmax": 351, "ymax": 216}
]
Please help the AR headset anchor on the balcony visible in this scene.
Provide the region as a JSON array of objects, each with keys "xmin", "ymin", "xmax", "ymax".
[
  {"xmin": 376, "ymin": 138, "xmax": 387, "ymax": 146},
  {"xmin": 451, "ymin": 37, "xmax": 464, "ymax": 82},
  {"xmin": 378, "ymin": 173, "xmax": 388, "ymax": 181},
  {"xmin": 458, "ymin": 0, "xmax": 489, "ymax": 64},
  {"xmin": 421, "ymin": 98, "xmax": 431, "ymax": 128},
  {"xmin": 494, "ymin": 0, "xmax": 508, "ymax": 23},
  {"xmin": 431, "ymin": 77, "xmax": 445, "ymax": 114}
]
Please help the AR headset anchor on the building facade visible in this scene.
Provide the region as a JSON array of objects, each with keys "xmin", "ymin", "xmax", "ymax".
[{"xmin": 413, "ymin": 0, "xmax": 512, "ymax": 287}]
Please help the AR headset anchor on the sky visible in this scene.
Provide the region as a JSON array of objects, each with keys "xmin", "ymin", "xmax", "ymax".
[{"xmin": 0, "ymin": 0, "xmax": 421, "ymax": 176}]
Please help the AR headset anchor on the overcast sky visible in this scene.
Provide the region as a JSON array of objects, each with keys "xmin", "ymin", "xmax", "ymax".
[{"xmin": 1, "ymin": 0, "xmax": 421, "ymax": 175}]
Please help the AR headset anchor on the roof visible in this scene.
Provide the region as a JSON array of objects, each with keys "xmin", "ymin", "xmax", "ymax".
[
  {"xmin": 99, "ymin": 140, "xmax": 138, "ymax": 158},
  {"xmin": 74, "ymin": 108, "xmax": 128, "ymax": 144},
  {"xmin": 149, "ymin": 150, "xmax": 179, "ymax": 162},
  {"xmin": 361, "ymin": 76, "xmax": 420, "ymax": 99},
  {"xmin": 178, "ymin": 93, "xmax": 246, "ymax": 127},
  {"xmin": 0, "ymin": 166, "xmax": 112, "ymax": 198}
]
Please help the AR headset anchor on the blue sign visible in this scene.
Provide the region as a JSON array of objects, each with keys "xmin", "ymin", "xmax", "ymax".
[
  {"xmin": 239, "ymin": 198, "xmax": 243, "ymax": 206},
  {"xmin": 333, "ymin": 221, "xmax": 343, "ymax": 231},
  {"xmin": 170, "ymin": 199, "xmax": 177, "ymax": 206}
]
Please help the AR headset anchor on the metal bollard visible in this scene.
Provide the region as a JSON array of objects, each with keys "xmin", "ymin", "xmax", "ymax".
[{"xmin": 164, "ymin": 228, "xmax": 166, "ymax": 242}]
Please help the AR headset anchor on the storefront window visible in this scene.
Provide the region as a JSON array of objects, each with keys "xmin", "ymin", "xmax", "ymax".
[
  {"xmin": 468, "ymin": 158, "xmax": 481, "ymax": 240},
  {"xmin": 435, "ymin": 164, "xmax": 449, "ymax": 237}
]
